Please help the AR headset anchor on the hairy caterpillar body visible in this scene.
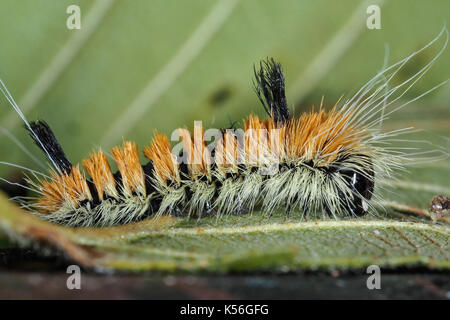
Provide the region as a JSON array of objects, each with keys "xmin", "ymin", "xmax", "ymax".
[
  {"xmin": 2, "ymin": 29, "xmax": 448, "ymax": 227},
  {"xmin": 16, "ymin": 60, "xmax": 390, "ymax": 227}
]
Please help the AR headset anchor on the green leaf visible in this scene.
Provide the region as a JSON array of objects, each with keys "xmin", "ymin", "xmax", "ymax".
[{"xmin": 0, "ymin": 191, "xmax": 448, "ymax": 272}]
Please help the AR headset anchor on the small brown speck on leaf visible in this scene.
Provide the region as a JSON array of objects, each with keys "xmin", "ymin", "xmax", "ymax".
[{"xmin": 430, "ymin": 195, "xmax": 449, "ymax": 223}]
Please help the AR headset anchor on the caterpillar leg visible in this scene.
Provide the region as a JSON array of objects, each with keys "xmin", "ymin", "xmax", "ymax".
[
  {"xmin": 169, "ymin": 205, "xmax": 186, "ymax": 217},
  {"xmin": 322, "ymin": 201, "xmax": 334, "ymax": 219},
  {"xmin": 285, "ymin": 203, "xmax": 291, "ymax": 218},
  {"xmin": 232, "ymin": 204, "xmax": 249, "ymax": 216},
  {"xmin": 301, "ymin": 203, "xmax": 309, "ymax": 221},
  {"xmin": 232, "ymin": 194, "xmax": 249, "ymax": 216},
  {"xmin": 198, "ymin": 201, "xmax": 217, "ymax": 218}
]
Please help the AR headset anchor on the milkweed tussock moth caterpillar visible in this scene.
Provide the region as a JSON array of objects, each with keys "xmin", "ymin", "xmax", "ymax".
[{"xmin": 1, "ymin": 28, "xmax": 448, "ymax": 227}]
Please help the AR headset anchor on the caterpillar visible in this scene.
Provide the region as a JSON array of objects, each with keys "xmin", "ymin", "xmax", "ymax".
[{"xmin": 1, "ymin": 28, "xmax": 448, "ymax": 227}]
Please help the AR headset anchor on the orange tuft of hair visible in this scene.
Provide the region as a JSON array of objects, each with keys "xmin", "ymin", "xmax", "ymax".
[
  {"xmin": 82, "ymin": 150, "xmax": 116, "ymax": 200},
  {"xmin": 37, "ymin": 166, "xmax": 92, "ymax": 213},
  {"xmin": 215, "ymin": 129, "xmax": 239, "ymax": 170},
  {"xmin": 178, "ymin": 123, "xmax": 211, "ymax": 178},
  {"xmin": 243, "ymin": 115, "xmax": 287, "ymax": 165},
  {"xmin": 285, "ymin": 108, "xmax": 364, "ymax": 164},
  {"xmin": 111, "ymin": 141, "xmax": 146, "ymax": 196},
  {"xmin": 144, "ymin": 133, "xmax": 179, "ymax": 184},
  {"xmin": 242, "ymin": 108, "xmax": 365, "ymax": 166}
]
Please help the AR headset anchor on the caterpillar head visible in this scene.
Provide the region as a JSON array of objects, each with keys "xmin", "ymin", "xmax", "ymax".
[
  {"xmin": 335, "ymin": 155, "xmax": 375, "ymax": 216},
  {"xmin": 339, "ymin": 168, "xmax": 374, "ymax": 216}
]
